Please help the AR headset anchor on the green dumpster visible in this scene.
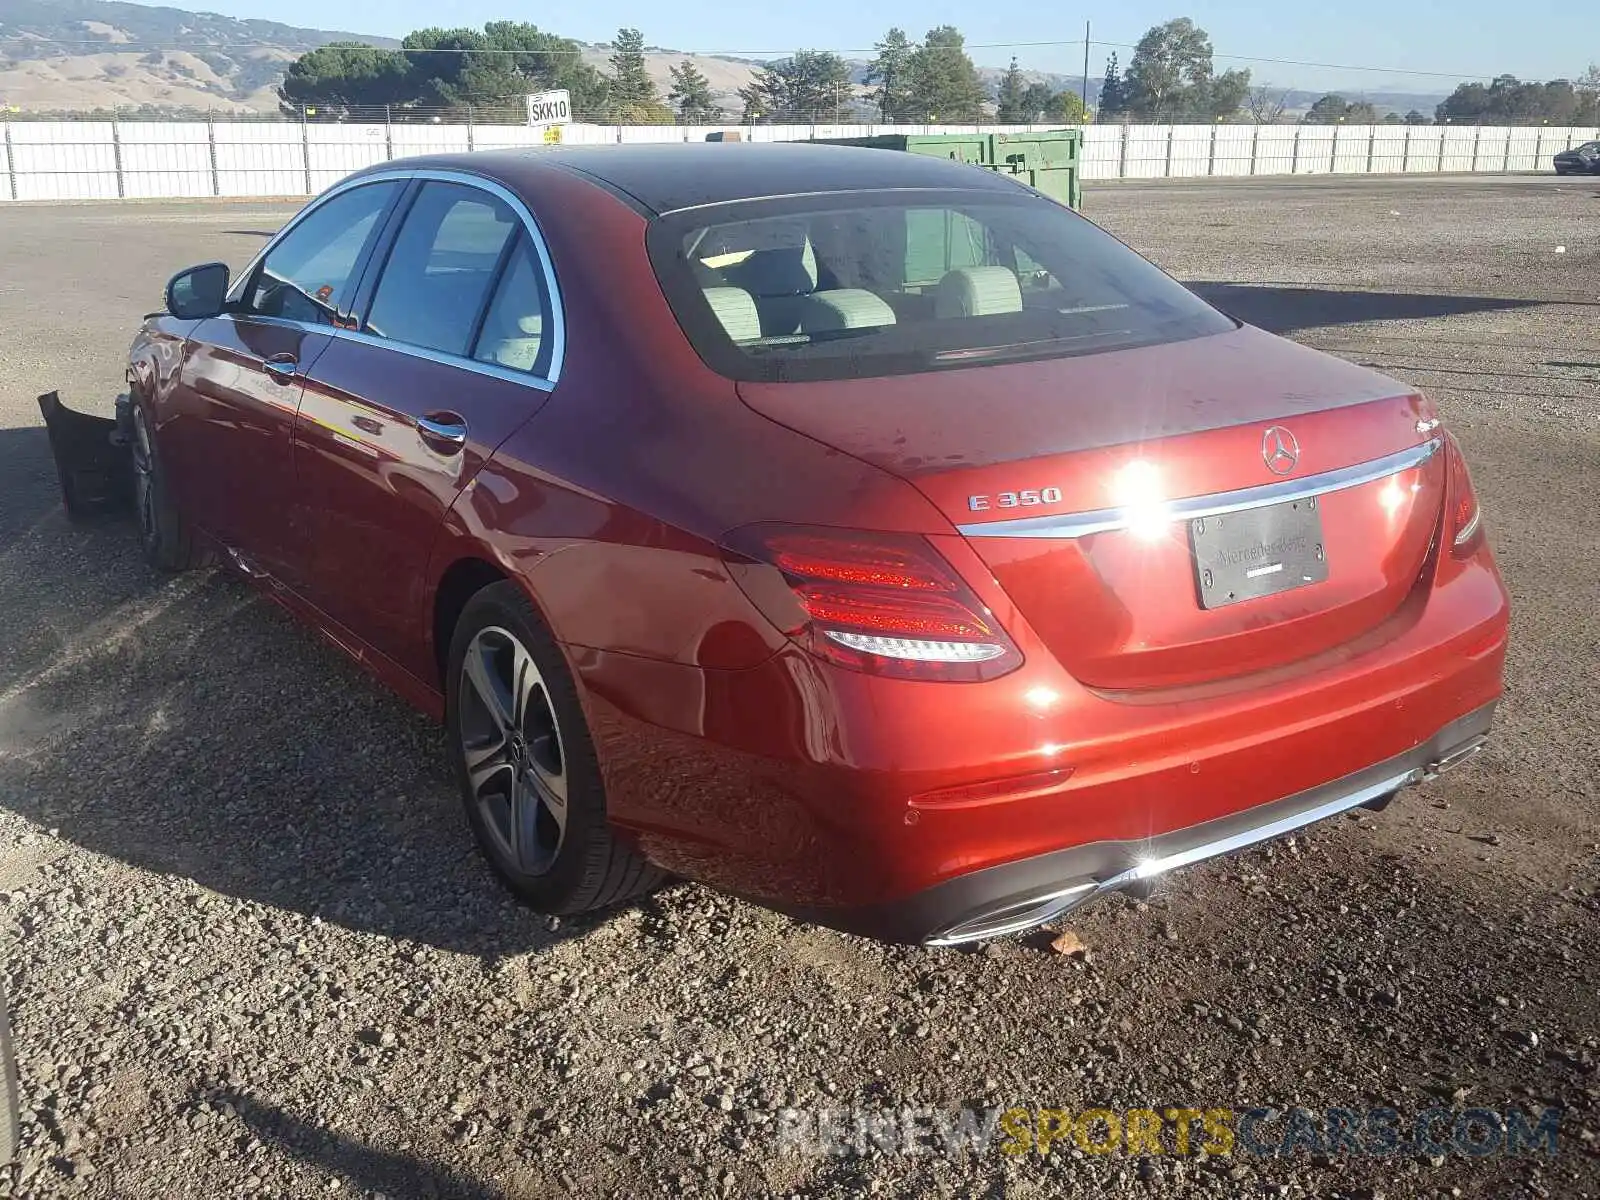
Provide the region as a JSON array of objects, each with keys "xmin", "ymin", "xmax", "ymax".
[{"xmin": 808, "ymin": 130, "xmax": 1082, "ymax": 210}]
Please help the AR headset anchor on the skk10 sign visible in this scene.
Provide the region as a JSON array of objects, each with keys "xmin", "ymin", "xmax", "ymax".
[{"xmin": 526, "ymin": 90, "xmax": 573, "ymax": 127}]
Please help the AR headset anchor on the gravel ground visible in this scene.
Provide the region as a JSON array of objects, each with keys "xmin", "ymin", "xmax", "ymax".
[{"xmin": 0, "ymin": 175, "xmax": 1597, "ymax": 1199}]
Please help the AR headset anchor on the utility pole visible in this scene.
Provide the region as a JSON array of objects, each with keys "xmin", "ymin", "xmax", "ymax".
[{"xmin": 1081, "ymin": 21, "xmax": 1091, "ymax": 116}]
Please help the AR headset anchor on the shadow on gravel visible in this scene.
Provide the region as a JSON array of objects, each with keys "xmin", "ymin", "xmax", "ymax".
[
  {"xmin": 0, "ymin": 428, "xmax": 626, "ymax": 959},
  {"xmin": 0, "ymin": 426, "xmax": 63, "ymax": 548},
  {"xmin": 1188, "ymin": 283, "xmax": 1575, "ymax": 334},
  {"xmin": 221, "ymin": 1089, "xmax": 507, "ymax": 1199}
]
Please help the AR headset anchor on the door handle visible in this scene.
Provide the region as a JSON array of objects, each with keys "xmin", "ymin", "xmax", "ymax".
[
  {"xmin": 263, "ymin": 354, "xmax": 298, "ymax": 385},
  {"xmin": 417, "ymin": 412, "xmax": 469, "ymax": 452}
]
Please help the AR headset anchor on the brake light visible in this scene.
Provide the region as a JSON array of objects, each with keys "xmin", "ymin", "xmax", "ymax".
[
  {"xmin": 721, "ymin": 525, "xmax": 1023, "ymax": 682},
  {"xmin": 1444, "ymin": 432, "xmax": 1484, "ymax": 557}
]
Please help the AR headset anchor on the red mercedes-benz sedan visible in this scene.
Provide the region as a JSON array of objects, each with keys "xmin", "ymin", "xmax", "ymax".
[{"xmin": 59, "ymin": 143, "xmax": 1508, "ymax": 945}]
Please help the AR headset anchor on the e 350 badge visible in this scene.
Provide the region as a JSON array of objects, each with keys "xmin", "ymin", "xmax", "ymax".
[{"xmin": 968, "ymin": 487, "xmax": 1064, "ymax": 512}]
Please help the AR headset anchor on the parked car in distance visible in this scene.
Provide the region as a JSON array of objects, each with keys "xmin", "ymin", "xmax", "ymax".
[
  {"xmin": 49, "ymin": 143, "xmax": 1509, "ymax": 946},
  {"xmin": 1554, "ymin": 141, "xmax": 1600, "ymax": 174}
]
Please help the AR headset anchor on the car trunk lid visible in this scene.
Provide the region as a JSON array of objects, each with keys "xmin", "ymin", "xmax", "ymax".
[{"xmin": 736, "ymin": 325, "xmax": 1446, "ymax": 690}]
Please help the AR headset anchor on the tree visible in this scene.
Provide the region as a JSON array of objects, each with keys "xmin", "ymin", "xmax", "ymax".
[
  {"xmin": 1247, "ymin": 83, "xmax": 1288, "ymax": 124},
  {"xmin": 996, "ymin": 61, "xmax": 1065, "ymax": 125},
  {"xmin": 482, "ymin": 22, "xmax": 609, "ymax": 118},
  {"xmin": 668, "ymin": 60, "xmax": 717, "ymax": 122},
  {"xmin": 738, "ymin": 79, "xmax": 771, "ymax": 124},
  {"xmin": 1122, "ymin": 17, "xmax": 1249, "ymax": 121},
  {"xmin": 279, "ymin": 24, "xmax": 605, "ymax": 121},
  {"xmin": 279, "ymin": 43, "xmax": 411, "ymax": 116},
  {"xmin": 865, "ymin": 28, "xmax": 915, "ymax": 122},
  {"xmin": 1578, "ymin": 65, "xmax": 1600, "ymax": 123},
  {"xmin": 996, "ymin": 58, "xmax": 1028, "ymax": 124},
  {"xmin": 1305, "ymin": 93, "xmax": 1357, "ymax": 123},
  {"xmin": 1020, "ymin": 82, "xmax": 1057, "ymax": 122},
  {"xmin": 599, "ymin": 27, "xmax": 674, "ymax": 122},
  {"xmin": 905, "ymin": 25, "xmax": 986, "ymax": 122},
  {"xmin": 1123, "ymin": 18, "xmax": 1209, "ymax": 119},
  {"xmin": 1436, "ymin": 74, "xmax": 1600, "ymax": 125},
  {"xmin": 1206, "ymin": 68, "xmax": 1253, "ymax": 119},
  {"xmin": 1052, "ymin": 92, "xmax": 1089, "ymax": 123},
  {"xmin": 1405, "ymin": 109, "xmax": 1431, "ymax": 125},
  {"xmin": 607, "ymin": 28, "xmax": 668, "ymax": 121},
  {"xmin": 1305, "ymin": 93, "xmax": 1380, "ymax": 123},
  {"xmin": 1098, "ymin": 53, "xmax": 1127, "ymax": 119},
  {"xmin": 744, "ymin": 50, "xmax": 852, "ymax": 121}
]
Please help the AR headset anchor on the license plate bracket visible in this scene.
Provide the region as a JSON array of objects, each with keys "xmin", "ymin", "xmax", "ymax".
[{"xmin": 1190, "ymin": 497, "xmax": 1329, "ymax": 609}]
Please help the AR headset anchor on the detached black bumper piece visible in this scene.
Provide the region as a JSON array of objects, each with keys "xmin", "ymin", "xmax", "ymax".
[{"xmin": 37, "ymin": 391, "xmax": 134, "ymax": 519}]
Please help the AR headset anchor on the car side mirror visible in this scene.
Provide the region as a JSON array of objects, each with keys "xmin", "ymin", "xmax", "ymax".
[{"xmin": 166, "ymin": 262, "xmax": 230, "ymax": 320}]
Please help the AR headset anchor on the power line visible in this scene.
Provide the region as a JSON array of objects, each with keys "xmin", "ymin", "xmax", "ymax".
[{"xmin": 1085, "ymin": 41, "xmax": 1528, "ymax": 83}]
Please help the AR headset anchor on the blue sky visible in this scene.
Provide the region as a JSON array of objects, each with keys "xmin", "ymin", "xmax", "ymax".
[{"xmin": 194, "ymin": 0, "xmax": 1597, "ymax": 94}]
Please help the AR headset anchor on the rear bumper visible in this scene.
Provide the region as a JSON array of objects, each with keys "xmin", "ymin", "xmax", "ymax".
[
  {"xmin": 796, "ymin": 702, "xmax": 1494, "ymax": 945},
  {"xmin": 577, "ymin": 543, "xmax": 1509, "ymax": 936}
]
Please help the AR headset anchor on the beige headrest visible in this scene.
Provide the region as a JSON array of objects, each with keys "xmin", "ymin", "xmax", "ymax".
[
  {"xmin": 935, "ymin": 266, "xmax": 1024, "ymax": 319},
  {"xmin": 703, "ymin": 286, "xmax": 761, "ymax": 342},
  {"xmin": 799, "ymin": 289, "xmax": 896, "ymax": 333}
]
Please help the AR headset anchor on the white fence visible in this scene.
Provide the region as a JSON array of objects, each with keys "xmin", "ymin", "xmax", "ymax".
[{"xmin": 2, "ymin": 119, "xmax": 1596, "ymax": 201}]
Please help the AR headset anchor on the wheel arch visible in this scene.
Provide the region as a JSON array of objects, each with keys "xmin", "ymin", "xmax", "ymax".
[{"xmin": 431, "ymin": 555, "xmax": 512, "ymax": 687}]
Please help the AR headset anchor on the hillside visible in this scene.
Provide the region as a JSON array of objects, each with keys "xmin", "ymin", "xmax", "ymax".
[
  {"xmin": 577, "ymin": 44, "xmax": 761, "ymax": 116},
  {"xmin": 0, "ymin": 0, "xmax": 395, "ymax": 112},
  {"xmin": 0, "ymin": 0, "xmax": 1448, "ymax": 120},
  {"xmin": 0, "ymin": 0, "xmax": 773, "ymax": 116}
]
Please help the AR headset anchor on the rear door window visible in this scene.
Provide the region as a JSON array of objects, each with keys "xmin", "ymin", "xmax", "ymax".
[
  {"xmin": 364, "ymin": 182, "xmax": 520, "ymax": 357},
  {"xmin": 472, "ymin": 235, "xmax": 554, "ymax": 376}
]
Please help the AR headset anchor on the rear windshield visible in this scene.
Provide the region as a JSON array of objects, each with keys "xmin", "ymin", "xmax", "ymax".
[{"xmin": 646, "ymin": 189, "xmax": 1234, "ymax": 383}]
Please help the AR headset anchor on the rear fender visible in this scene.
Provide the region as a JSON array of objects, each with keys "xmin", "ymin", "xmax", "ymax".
[{"xmin": 36, "ymin": 390, "xmax": 135, "ymax": 519}]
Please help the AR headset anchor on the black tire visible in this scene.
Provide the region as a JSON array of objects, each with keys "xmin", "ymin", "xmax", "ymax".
[
  {"xmin": 130, "ymin": 400, "xmax": 210, "ymax": 572},
  {"xmin": 446, "ymin": 580, "xmax": 666, "ymax": 914}
]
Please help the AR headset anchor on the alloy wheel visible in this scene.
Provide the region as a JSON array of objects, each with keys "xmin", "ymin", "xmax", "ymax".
[{"xmin": 457, "ymin": 625, "xmax": 569, "ymax": 877}]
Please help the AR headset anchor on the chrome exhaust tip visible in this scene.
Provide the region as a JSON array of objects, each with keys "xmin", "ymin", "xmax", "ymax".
[
  {"xmin": 925, "ymin": 882, "xmax": 1097, "ymax": 947},
  {"xmin": 1422, "ymin": 736, "xmax": 1486, "ymax": 782}
]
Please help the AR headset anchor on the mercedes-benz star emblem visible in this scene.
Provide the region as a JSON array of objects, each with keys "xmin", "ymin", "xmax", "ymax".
[{"xmin": 1261, "ymin": 426, "xmax": 1300, "ymax": 475}]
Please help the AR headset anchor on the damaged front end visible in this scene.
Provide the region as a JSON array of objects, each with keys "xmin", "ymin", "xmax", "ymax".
[{"xmin": 36, "ymin": 391, "xmax": 135, "ymax": 519}]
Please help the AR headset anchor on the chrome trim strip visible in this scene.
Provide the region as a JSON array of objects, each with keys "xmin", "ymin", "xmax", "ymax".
[
  {"xmin": 334, "ymin": 326, "xmax": 558, "ymax": 393},
  {"xmin": 926, "ymin": 764, "xmax": 1420, "ymax": 946},
  {"xmin": 658, "ymin": 185, "xmax": 1009, "ymax": 216},
  {"xmin": 214, "ymin": 315, "xmax": 558, "ymax": 395},
  {"xmin": 1099, "ymin": 766, "xmax": 1418, "ymax": 890},
  {"xmin": 957, "ymin": 437, "xmax": 1442, "ymax": 540},
  {"xmin": 224, "ymin": 167, "xmax": 566, "ymax": 385}
]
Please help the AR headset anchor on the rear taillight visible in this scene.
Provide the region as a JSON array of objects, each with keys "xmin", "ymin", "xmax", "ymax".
[
  {"xmin": 721, "ymin": 525, "xmax": 1023, "ymax": 682},
  {"xmin": 1443, "ymin": 432, "xmax": 1484, "ymax": 557}
]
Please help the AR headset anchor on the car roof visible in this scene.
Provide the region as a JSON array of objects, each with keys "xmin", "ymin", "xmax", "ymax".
[{"xmin": 395, "ymin": 142, "xmax": 1027, "ymax": 216}]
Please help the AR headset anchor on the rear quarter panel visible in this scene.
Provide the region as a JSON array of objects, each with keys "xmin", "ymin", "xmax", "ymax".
[{"xmin": 421, "ymin": 168, "xmax": 950, "ymax": 679}]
